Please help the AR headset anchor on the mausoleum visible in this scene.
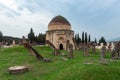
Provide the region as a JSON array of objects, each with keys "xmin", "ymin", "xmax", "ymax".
[{"xmin": 46, "ymin": 15, "xmax": 74, "ymax": 50}]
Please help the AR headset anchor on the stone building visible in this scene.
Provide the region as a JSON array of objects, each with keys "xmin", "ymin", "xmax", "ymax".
[{"xmin": 46, "ymin": 15, "xmax": 74, "ymax": 50}]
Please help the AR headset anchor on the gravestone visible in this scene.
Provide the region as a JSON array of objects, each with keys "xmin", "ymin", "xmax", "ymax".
[
  {"xmin": 0, "ymin": 42, "xmax": 2, "ymax": 48},
  {"xmin": 84, "ymin": 45, "xmax": 89, "ymax": 56},
  {"xmin": 72, "ymin": 38, "xmax": 77, "ymax": 50},
  {"xmin": 23, "ymin": 42, "xmax": 44, "ymax": 60},
  {"xmin": 8, "ymin": 66, "xmax": 28, "ymax": 75},
  {"xmin": 23, "ymin": 42, "xmax": 51, "ymax": 62},
  {"xmin": 107, "ymin": 43, "xmax": 112, "ymax": 52},
  {"xmin": 91, "ymin": 43, "xmax": 96, "ymax": 54},
  {"xmin": 46, "ymin": 40, "xmax": 60, "ymax": 56},
  {"xmin": 12, "ymin": 40, "xmax": 16, "ymax": 46},
  {"xmin": 111, "ymin": 49, "xmax": 116, "ymax": 58},
  {"xmin": 111, "ymin": 42, "xmax": 120, "ymax": 58},
  {"xmin": 68, "ymin": 43, "xmax": 73, "ymax": 58},
  {"xmin": 87, "ymin": 42, "xmax": 91, "ymax": 53},
  {"xmin": 100, "ymin": 45, "xmax": 106, "ymax": 58}
]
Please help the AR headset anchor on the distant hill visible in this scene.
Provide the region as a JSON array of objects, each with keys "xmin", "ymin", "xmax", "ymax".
[
  {"xmin": 3, "ymin": 36, "xmax": 21, "ymax": 44},
  {"xmin": 107, "ymin": 37, "xmax": 120, "ymax": 42}
]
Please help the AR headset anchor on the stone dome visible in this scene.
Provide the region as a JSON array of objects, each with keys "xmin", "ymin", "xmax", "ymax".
[{"xmin": 48, "ymin": 15, "xmax": 71, "ymax": 30}]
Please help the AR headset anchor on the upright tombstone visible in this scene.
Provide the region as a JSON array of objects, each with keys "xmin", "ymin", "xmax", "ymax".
[
  {"xmin": 72, "ymin": 38, "xmax": 77, "ymax": 50},
  {"xmin": 68, "ymin": 43, "xmax": 73, "ymax": 58},
  {"xmin": 111, "ymin": 42, "xmax": 120, "ymax": 58},
  {"xmin": 100, "ymin": 43, "xmax": 103, "ymax": 47},
  {"xmin": 91, "ymin": 43, "xmax": 96, "ymax": 54},
  {"xmin": 111, "ymin": 49, "xmax": 116, "ymax": 58},
  {"xmin": 12, "ymin": 40, "xmax": 16, "ymax": 46},
  {"xmin": 0, "ymin": 42, "xmax": 2, "ymax": 48},
  {"xmin": 107, "ymin": 43, "xmax": 112, "ymax": 52},
  {"xmin": 100, "ymin": 45, "xmax": 106, "ymax": 58},
  {"xmin": 87, "ymin": 42, "xmax": 91, "ymax": 53},
  {"xmin": 84, "ymin": 45, "xmax": 89, "ymax": 56}
]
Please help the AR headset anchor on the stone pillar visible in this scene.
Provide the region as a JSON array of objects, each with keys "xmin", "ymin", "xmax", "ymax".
[
  {"xmin": 12, "ymin": 40, "xmax": 16, "ymax": 46},
  {"xmin": 100, "ymin": 45, "xmax": 106, "ymax": 58},
  {"xmin": 68, "ymin": 43, "xmax": 73, "ymax": 58},
  {"xmin": 84, "ymin": 45, "xmax": 89, "ymax": 56}
]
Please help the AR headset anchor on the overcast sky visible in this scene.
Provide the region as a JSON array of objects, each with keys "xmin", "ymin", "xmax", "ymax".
[{"xmin": 0, "ymin": 0, "xmax": 120, "ymax": 40}]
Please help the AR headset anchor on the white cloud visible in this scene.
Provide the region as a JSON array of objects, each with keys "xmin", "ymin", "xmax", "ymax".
[
  {"xmin": 0, "ymin": 0, "xmax": 120, "ymax": 40},
  {"xmin": 0, "ymin": 0, "xmax": 19, "ymax": 13},
  {"xmin": 0, "ymin": 0, "xmax": 54, "ymax": 37}
]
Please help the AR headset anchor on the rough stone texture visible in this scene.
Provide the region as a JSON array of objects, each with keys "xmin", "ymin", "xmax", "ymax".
[
  {"xmin": 111, "ymin": 49, "xmax": 116, "ymax": 58},
  {"xmin": 68, "ymin": 43, "xmax": 73, "ymax": 58},
  {"xmin": 91, "ymin": 43, "xmax": 96, "ymax": 54},
  {"xmin": 8, "ymin": 66, "xmax": 28, "ymax": 75},
  {"xmin": 107, "ymin": 43, "xmax": 112, "ymax": 52},
  {"xmin": 46, "ymin": 15, "xmax": 75, "ymax": 50},
  {"xmin": 72, "ymin": 38, "xmax": 78, "ymax": 50},
  {"xmin": 111, "ymin": 42, "xmax": 120, "ymax": 58},
  {"xmin": 46, "ymin": 40, "xmax": 60, "ymax": 56},
  {"xmin": 23, "ymin": 42, "xmax": 44, "ymax": 60},
  {"xmin": 100, "ymin": 45, "xmax": 106, "ymax": 58},
  {"xmin": 48, "ymin": 15, "xmax": 71, "ymax": 30},
  {"xmin": 84, "ymin": 45, "xmax": 89, "ymax": 56}
]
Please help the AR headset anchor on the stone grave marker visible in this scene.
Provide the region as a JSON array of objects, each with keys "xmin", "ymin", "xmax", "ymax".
[
  {"xmin": 23, "ymin": 42, "xmax": 51, "ymax": 62},
  {"xmin": 68, "ymin": 43, "xmax": 73, "ymax": 58},
  {"xmin": 91, "ymin": 43, "xmax": 96, "ymax": 54},
  {"xmin": 8, "ymin": 66, "xmax": 28, "ymax": 75},
  {"xmin": 84, "ymin": 45, "xmax": 89, "ymax": 56},
  {"xmin": 46, "ymin": 40, "xmax": 60, "ymax": 56},
  {"xmin": 100, "ymin": 45, "xmax": 106, "ymax": 58}
]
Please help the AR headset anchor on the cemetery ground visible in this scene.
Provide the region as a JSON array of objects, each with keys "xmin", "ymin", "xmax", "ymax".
[{"xmin": 0, "ymin": 46, "xmax": 120, "ymax": 80}]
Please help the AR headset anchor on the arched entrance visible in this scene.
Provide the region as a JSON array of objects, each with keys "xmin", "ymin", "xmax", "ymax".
[{"xmin": 59, "ymin": 44, "xmax": 63, "ymax": 50}]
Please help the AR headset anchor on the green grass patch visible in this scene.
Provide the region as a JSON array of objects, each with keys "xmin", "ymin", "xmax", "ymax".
[{"xmin": 0, "ymin": 46, "xmax": 120, "ymax": 80}]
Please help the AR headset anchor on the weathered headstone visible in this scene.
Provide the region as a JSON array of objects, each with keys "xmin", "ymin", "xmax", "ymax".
[
  {"xmin": 23, "ymin": 42, "xmax": 51, "ymax": 62},
  {"xmin": 46, "ymin": 40, "xmax": 60, "ymax": 56},
  {"xmin": 12, "ymin": 40, "xmax": 16, "ymax": 46},
  {"xmin": 91, "ymin": 43, "xmax": 96, "ymax": 54},
  {"xmin": 68, "ymin": 43, "xmax": 73, "ymax": 58},
  {"xmin": 72, "ymin": 38, "xmax": 77, "ymax": 50},
  {"xmin": 111, "ymin": 49, "xmax": 116, "ymax": 58},
  {"xmin": 23, "ymin": 42, "xmax": 44, "ymax": 60},
  {"xmin": 107, "ymin": 43, "xmax": 112, "ymax": 52},
  {"xmin": 0, "ymin": 42, "xmax": 2, "ymax": 48},
  {"xmin": 100, "ymin": 45, "xmax": 106, "ymax": 58},
  {"xmin": 84, "ymin": 45, "xmax": 89, "ymax": 56},
  {"xmin": 111, "ymin": 42, "xmax": 120, "ymax": 58}
]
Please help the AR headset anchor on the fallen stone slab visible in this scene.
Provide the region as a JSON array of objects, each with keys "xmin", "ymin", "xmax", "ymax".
[{"xmin": 8, "ymin": 66, "xmax": 28, "ymax": 75}]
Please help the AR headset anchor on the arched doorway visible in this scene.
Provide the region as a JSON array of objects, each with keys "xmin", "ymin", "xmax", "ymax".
[{"xmin": 59, "ymin": 44, "xmax": 63, "ymax": 50}]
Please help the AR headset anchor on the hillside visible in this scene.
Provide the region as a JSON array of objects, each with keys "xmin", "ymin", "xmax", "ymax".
[
  {"xmin": 0, "ymin": 46, "xmax": 120, "ymax": 80},
  {"xmin": 108, "ymin": 37, "xmax": 120, "ymax": 42},
  {"xmin": 3, "ymin": 36, "xmax": 21, "ymax": 44}
]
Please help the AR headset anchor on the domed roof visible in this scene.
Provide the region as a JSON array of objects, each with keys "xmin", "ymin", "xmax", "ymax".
[{"xmin": 48, "ymin": 15, "xmax": 71, "ymax": 30}]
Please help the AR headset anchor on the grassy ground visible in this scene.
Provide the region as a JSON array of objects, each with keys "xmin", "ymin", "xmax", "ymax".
[{"xmin": 0, "ymin": 46, "xmax": 120, "ymax": 80}]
